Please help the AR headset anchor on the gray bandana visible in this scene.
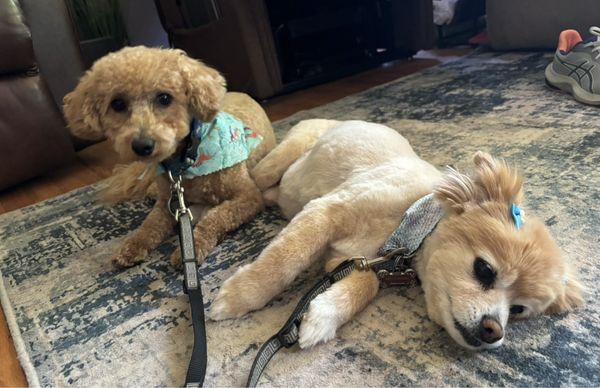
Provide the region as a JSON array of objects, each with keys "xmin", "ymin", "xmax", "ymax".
[{"xmin": 378, "ymin": 193, "xmax": 445, "ymax": 270}]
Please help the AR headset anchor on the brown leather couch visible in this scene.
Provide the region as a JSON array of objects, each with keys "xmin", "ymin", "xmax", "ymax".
[{"xmin": 0, "ymin": 0, "xmax": 75, "ymax": 191}]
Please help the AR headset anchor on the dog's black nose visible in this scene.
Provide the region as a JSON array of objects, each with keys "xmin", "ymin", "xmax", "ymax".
[
  {"xmin": 131, "ymin": 137, "xmax": 155, "ymax": 156},
  {"xmin": 478, "ymin": 315, "xmax": 504, "ymax": 344}
]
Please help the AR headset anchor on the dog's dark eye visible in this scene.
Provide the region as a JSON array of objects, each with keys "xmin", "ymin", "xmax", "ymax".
[
  {"xmin": 474, "ymin": 257, "xmax": 496, "ymax": 289},
  {"xmin": 157, "ymin": 93, "xmax": 172, "ymax": 107},
  {"xmin": 110, "ymin": 98, "xmax": 127, "ymax": 112},
  {"xmin": 510, "ymin": 305, "xmax": 525, "ymax": 315}
]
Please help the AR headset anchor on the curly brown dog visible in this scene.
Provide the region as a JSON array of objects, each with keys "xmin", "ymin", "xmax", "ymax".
[{"xmin": 63, "ymin": 46, "xmax": 275, "ymax": 267}]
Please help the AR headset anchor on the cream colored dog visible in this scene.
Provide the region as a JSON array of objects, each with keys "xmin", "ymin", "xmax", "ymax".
[{"xmin": 210, "ymin": 119, "xmax": 583, "ymax": 350}]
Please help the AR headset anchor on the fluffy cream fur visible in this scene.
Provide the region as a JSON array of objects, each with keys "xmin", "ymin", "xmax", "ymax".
[{"xmin": 211, "ymin": 119, "xmax": 583, "ymax": 350}]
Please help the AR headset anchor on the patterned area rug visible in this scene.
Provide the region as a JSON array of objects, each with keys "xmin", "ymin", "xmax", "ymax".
[{"xmin": 1, "ymin": 51, "xmax": 599, "ymax": 387}]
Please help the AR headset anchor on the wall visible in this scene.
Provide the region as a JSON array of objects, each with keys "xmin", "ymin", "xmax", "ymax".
[{"xmin": 119, "ymin": 0, "xmax": 170, "ymax": 48}]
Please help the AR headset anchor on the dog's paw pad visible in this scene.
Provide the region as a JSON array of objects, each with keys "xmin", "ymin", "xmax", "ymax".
[{"xmin": 298, "ymin": 294, "xmax": 340, "ymax": 349}]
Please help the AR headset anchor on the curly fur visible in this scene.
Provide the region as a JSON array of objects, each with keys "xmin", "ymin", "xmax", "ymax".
[{"xmin": 63, "ymin": 46, "xmax": 275, "ymax": 266}]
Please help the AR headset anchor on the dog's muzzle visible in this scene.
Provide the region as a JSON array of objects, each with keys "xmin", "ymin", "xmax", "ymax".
[{"xmin": 132, "ymin": 137, "xmax": 155, "ymax": 156}]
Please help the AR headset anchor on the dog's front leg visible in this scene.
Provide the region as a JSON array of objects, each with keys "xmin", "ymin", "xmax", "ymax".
[
  {"xmin": 170, "ymin": 180, "xmax": 263, "ymax": 267},
  {"xmin": 298, "ymin": 256, "xmax": 379, "ymax": 348},
  {"xmin": 114, "ymin": 198, "xmax": 176, "ymax": 266},
  {"xmin": 209, "ymin": 199, "xmax": 335, "ymax": 320}
]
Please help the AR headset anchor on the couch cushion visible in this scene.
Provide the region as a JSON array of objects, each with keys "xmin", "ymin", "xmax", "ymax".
[
  {"xmin": 0, "ymin": 0, "xmax": 35, "ymax": 74},
  {"xmin": 488, "ymin": 0, "xmax": 600, "ymax": 50}
]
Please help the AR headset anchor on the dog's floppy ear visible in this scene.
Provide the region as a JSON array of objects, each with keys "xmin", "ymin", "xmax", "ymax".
[
  {"xmin": 63, "ymin": 72, "xmax": 104, "ymax": 141},
  {"xmin": 176, "ymin": 50, "xmax": 226, "ymax": 122},
  {"xmin": 545, "ymin": 275, "xmax": 584, "ymax": 314},
  {"xmin": 434, "ymin": 166, "xmax": 477, "ymax": 214},
  {"xmin": 472, "ymin": 151, "xmax": 523, "ymax": 205}
]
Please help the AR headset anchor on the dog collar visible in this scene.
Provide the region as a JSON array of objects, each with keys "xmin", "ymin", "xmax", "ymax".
[
  {"xmin": 376, "ymin": 195, "xmax": 525, "ymax": 272},
  {"xmin": 159, "ymin": 112, "xmax": 262, "ymax": 179},
  {"xmin": 377, "ymin": 193, "xmax": 445, "ymax": 272}
]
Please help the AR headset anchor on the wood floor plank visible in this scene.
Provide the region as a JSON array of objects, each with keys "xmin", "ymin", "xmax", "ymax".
[
  {"xmin": 0, "ymin": 306, "xmax": 27, "ymax": 387},
  {"xmin": 0, "ymin": 186, "xmax": 40, "ymax": 214},
  {"xmin": 77, "ymin": 141, "xmax": 119, "ymax": 179}
]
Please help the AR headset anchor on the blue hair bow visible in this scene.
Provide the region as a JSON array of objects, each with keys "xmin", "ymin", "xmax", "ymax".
[{"xmin": 511, "ymin": 203, "xmax": 523, "ymax": 230}]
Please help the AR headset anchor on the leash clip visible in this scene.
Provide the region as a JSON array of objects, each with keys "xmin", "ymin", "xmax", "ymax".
[
  {"xmin": 353, "ymin": 248, "xmax": 417, "ymax": 288},
  {"xmin": 167, "ymin": 170, "xmax": 193, "ymax": 222},
  {"xmin": 352, "ymin": 247, "xmax": 407, "ymax": 272}
]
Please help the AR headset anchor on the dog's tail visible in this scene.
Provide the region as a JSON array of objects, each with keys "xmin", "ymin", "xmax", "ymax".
[
  {"xmin": 99, "ymin": 162, "xmax": 157, "ymax": 204},
  {"xmin": 251, "ymin": 119, "xmax": 340, "ymax": 191}
]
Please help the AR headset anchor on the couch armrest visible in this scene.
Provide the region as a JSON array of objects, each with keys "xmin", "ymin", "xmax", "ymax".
[{"xmin": 0, "ymin": 75, "xmax": 74, "ymax": 191}]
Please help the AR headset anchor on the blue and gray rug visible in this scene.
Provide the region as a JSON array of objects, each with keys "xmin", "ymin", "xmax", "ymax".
[{"xmin": 1, "ymin": 51, "xmax": 598, "ymax": 387}]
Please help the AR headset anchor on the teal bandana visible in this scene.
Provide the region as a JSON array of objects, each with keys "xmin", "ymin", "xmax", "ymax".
[{"xmin": 158, "ymin": 112, "xmax": 263, "ymax": 178}]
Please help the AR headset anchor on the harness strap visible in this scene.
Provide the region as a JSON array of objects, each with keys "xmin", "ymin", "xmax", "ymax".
[{"xmin": 246, "ymin": 260, "xmax": 356, "ymax": 387}]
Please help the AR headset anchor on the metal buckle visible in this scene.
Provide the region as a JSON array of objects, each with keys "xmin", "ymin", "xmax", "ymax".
[
  {"xmin": 351, "ymin": 256, "xmax": 369, "ymax": 271},
  {"xmin": 352, "ymin": 247, "xmax": 407, "ymax": 272},
  {"xmin": 167, "ymin": 170, "xmax": 193, "ymax": 222},
  {"xmin": 352, "ymin": 255, "xmax": 393, "ymax": 271}
]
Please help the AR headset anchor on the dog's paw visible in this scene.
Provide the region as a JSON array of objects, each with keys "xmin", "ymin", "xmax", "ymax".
[
  {"xmin": 298, "ymin": 293, "xmax": 341, "ymax": 349},
  {"xmin": 113, "ymin": 239, "xmax": 149, "ymax": 267},
  {"xmin": 209, "ymin": 279, "xmax": 252, "ymax": 320},
  {"xmin": 208, "ymin": 267, "xmax": 263, "ymax": 320},
  {"xmin": 170, "ymin": 246, "xmax": 182, "ymax": 268}
]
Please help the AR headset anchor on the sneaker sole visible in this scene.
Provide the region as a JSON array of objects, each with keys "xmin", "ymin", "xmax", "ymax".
[{"xmin": 544, "ymin": 63, "xmax": 600, "ymax": 106}]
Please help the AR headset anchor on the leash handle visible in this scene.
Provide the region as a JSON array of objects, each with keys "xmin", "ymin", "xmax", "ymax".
[{"xmin": 185, "ymin": 288, "xmax": 207, "ymax": 387}]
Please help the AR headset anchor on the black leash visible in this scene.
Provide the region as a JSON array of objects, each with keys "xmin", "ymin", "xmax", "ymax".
[
  {"xmin": 163, "ymin": 124, "xmax": 207, "ymax": 387},
  {"xmin": 168, "ymin": 171, "xmax": 207, "ymax": 387},
  {"xmin": 246, "ymin": 259, "xmax": 357, "ymax": 387},
  {"xmin": 246, "ymin": 251, "xmax": 418, "ymax": 388}
]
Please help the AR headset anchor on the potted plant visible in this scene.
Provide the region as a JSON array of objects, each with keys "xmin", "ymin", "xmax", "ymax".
[{"xmin": 66, "ymin": 0, "xmax": 128, "ymax": 67}]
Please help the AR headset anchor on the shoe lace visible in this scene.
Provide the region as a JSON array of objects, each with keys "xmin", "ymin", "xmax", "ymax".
[{"xmin": 583, "ymin": 26, "xmax": 600, "ymax": 59}]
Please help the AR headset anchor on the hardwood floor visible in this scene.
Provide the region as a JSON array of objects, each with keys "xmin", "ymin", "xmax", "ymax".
[{"xmin": 0, "ymin": 48, "xmax": 469, "ymax": 386}]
